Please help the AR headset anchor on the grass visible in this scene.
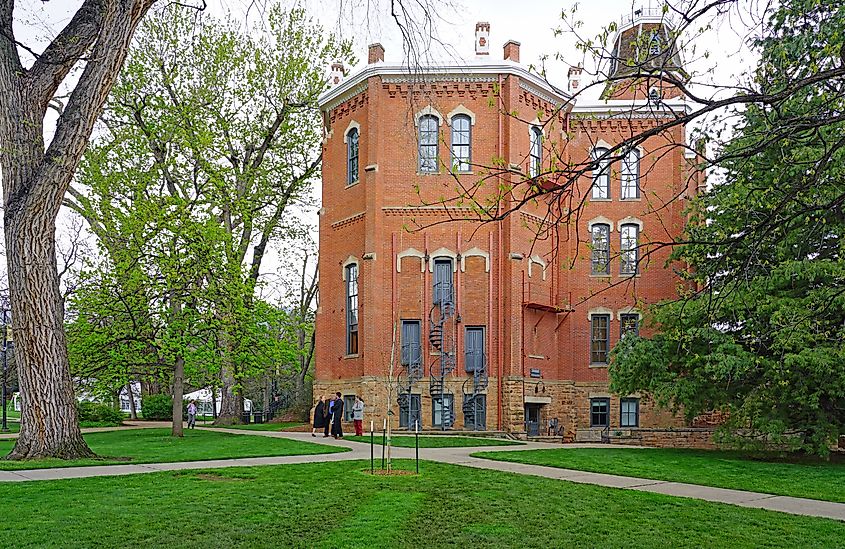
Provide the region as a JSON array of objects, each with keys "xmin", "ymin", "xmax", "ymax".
[
  {"xmin": 203, "ymin": 422, "xmax": 305, "ymax": 431},
  {"xmin": 345, "ymin": 434, "xmax": 523, "ymax": 448},
  {"xmin": 473, "ymin": 447, "xmax": 845, "ymax": 503},
  {"xmin": 1, "ymin": 460, "xmax": 844, "ymax": 547},
  {"xmin": 0, "ymin": 428, "xmax": 345, "ymax": 470}
]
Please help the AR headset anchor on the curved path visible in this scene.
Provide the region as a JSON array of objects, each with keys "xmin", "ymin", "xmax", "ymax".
[{"xmin": 1, "ymin": 423, "xmax": 843, "ymax": 522}]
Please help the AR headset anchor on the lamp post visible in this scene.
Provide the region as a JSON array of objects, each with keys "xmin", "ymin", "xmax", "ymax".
[{"xmin": 1, "ymin": 296, "xmax": 10, "ymax": 433}]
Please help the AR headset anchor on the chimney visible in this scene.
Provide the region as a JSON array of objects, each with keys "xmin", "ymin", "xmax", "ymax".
[
  {"xmin": 475, "ymin": 22, "xmax": 490, "ymax": 56},
  {"xmin": 368, "ymin": 43, "xmax": 385, "ymax": 64},
  {"xmin": 503, "ymin": 40, "xmax": 520, "ymax": 62},
  {"xmin": 330, "ymin": 61, "xmax": 345, "ymax": 86},
  {"xmin": 567, "ymin": 64, "xmax": 582, "ymax": 92}
]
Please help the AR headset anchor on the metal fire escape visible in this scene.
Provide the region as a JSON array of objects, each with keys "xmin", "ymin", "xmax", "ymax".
[
  {"xmin": 429, "ymin": 281, "xmax": 456, "ymax": 430},
  {"xmin": 461, "ymin": 349, "xmax": 488, "ymax": 431},
  {"xmin": 396, "ymin": 339, "xmax": 422, "ymax": 426}
]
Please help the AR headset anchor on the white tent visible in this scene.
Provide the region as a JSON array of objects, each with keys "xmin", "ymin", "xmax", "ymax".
[{"xmin": 183, "ymin": 388, "xmax": 252, "ymax": 416}]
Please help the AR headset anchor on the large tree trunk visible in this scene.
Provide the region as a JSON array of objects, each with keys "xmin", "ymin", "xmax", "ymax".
[
  {"xmin": 215, "ymin": 332, "xmax": 243, "ymax": 424},
  {"xmin": 172, "ymin": 356, "xmax": 184, "ymax": 437},
  {"xmin": 126, "ymin": 381, "xmax": 138, "ymax": 420},
  {"xmin": 0, "ymin": 1, "xmax": 155, "ymax": 460}
]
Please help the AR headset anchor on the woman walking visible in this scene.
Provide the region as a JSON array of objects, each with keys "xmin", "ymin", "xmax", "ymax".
[
  {"xmin": 331, "ymin": 391, "xmax": 345, "ymax": 439},
  {"xmin": 351, "ymin": 395, "xmax": 365, "ymax": 436},
  {"xmin": 311, "ymin": 395, "xmax": 326, "ymax": 437}
]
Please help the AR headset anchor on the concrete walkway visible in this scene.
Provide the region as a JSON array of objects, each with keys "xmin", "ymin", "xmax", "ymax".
[{"xmin": 2, "ymin": 425, "xmax": 844, "ymax": 522}]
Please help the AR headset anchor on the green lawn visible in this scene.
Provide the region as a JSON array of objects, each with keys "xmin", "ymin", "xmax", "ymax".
[
  {"xmin": 2, "ymin": 460, "xmax": 844, "ymax": 547},
  {"xmin": 0, "ymin": 428, "xmax": 345, "ymax": 470},
  {"xmin": 345, "ymin": 435, "xmax": 523, "ymax": 448},
  {"xmin": 203, "ymin": 422, "xmax": 305, "ymax": 432},
  {"xmin": 473, "ymin": 447, "xmax": 845, "ymax": 503}
]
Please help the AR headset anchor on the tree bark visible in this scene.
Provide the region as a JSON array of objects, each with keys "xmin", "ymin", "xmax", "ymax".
[
  {"xmin": 172, "ymin": 356, "xmax": 184, "ymax": 437},
  {"xmin": 126, "ymin": 381, "xmax": 137, "ymax": 420},
  {"xmin": 0, "ymin": 1, "xmax": 155, "ymax": 459}
]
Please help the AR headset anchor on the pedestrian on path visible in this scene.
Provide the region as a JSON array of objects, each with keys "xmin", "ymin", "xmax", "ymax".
[
  {"xmin": 312, "ymin": 395, "xmax": 326, "ymax": 437},
  {"xmin": 331, "ymin": 391, "xmax": 344, "ymax": 439},
  {"xmin": 351, "ymin": 395, "xmax": 365, "ymax": 436},
  {"xmin": 323, "ymin": 395, "xmax": 334, "ymax": 437},
  {"xmin": 187, "ymin": 400, "xmax": 197, "ymax": 429}
]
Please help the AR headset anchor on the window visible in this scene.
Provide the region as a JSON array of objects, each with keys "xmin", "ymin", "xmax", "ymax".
[
  {"xmin": 621, "ymin": 148, "xmax": 640, "ymax": 199},
  {"xmin": 529, "ymin": 126, "xmax": 543, "ymax": 177},
  {"xmin": 464, "ymin": 326, "xmax": 485, "ymax": 373},
  {"xmin": 433, "ymin": 394, "xmax": 454, "ymax": 428},
  {"xmin": 343, "ymin": 395, "xmax": 356, "ymax": 422},
  {"xmin": 591, "ymin": 224, "xmax": 610, "ymax": 275},
  {"xmin": 418, "ymin": 114, "xmax": 439, "ymax": 172},
  {"xmin": 621, "ymin": 398, "xmax": 639, "ymax": 427},
  {"xmin": 620, "ymin": 313, "xmax": 640, "ymax": 338},
  {"xmin": 433, "ymin": 258, "xmax": 453, "ymax": 306},
  {"xmin": 347, "ymin": 127, "xmax": 359, "ymax": 184},
  {"xmin": 463, "ymin": 394, "xmax": 486, "ymax": 430},
  {"xmin": 345, "ymin": 264, "xmax": 359, "ymax": 355},
  {"xmin": 590, "ymin": 398, "xmax": 610, "ymax": 427},
  {"xmin": 590, "ymin": 314, "xmax": 610, "ymax": 364},
  {"xmin": 450, "ymin": 114, "xmax": 471, "ymax": 171},
  {"xmin": 620, "ymin": 224, "xmax": 639, "ymax": 275},
  {"xmin": 399, "ymin": 394, "xmax": 421, "ymax": 428},
  {"xmin": 401, "ymin": 320, "xmax": 422, "ymax": 369},
  {"xmin": 591, "ymin": 147, "xmax": 610, "ymax": 199},
  {"xmin": 649, "ymin": 31, "xmax": 661, "ymax": 56}
]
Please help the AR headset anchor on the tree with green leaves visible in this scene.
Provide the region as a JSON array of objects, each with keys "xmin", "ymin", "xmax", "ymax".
[{"xmin": 610, "ymin": 0, "xmax": 845, "ymax": 455}]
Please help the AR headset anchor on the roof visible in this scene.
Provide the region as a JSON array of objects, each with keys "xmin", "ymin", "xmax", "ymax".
[{"xmin": 318, "ymin": 59, "xmax": 571, "ymax": 111}]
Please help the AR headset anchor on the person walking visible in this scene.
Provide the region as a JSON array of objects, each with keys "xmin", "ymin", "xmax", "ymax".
[
  {"xmin": 323, "ymin": 395, "xmax": 334, "ymax": 437},
  {"xmin": 351, "ymin": 395, "xmax": 365, "ymax": 436},
  {"xmin": 312, "ymin": 395, "xmax": 326, "ymax": 437},
  {"xmin": 187, "ymin": 400, "xmax": 197, "ymax": 429},
  {"xmin": 331, "ymin": 391, "xmax": 345, "ymax": 439}
]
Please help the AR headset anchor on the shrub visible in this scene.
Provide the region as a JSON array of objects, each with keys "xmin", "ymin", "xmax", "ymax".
[
  {"xmin": 142, "ymin": 394, "xmax": 173, "ymax": 421},
  {"xmin": 77, "ymin": 401, "xmax": 124, "ymax": 426}
]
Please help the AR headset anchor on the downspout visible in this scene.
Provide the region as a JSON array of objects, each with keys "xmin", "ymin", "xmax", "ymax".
[{"xmin": 496, "ymin": 73, "xmax": 505, "ymax": 431}]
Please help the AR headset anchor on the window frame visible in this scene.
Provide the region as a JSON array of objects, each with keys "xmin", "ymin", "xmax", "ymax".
[
  {"xmin": 464, "ymin": 325, "xmax": 485, "ymax": 373},
  {"xmin": 450, "ymin": 114, "xmax": 472, "ymax": 172},
  {"xmin": 590, "ymin": 314, "xmax": 611, "ymax": 365},
  {"xmin": 620, "ymin": 313, "xmax": 640, "ymax": 338},
  {"xmin": 418, "ymin": 114, "xmax": 439, "ymax": 173},
  {"xmin": 432, "ymin": 393, "xmax": 454, "ymax": 428},
  {"xmin": 620, "ymin": 223, "xmax": 639, "ymax": 275},
  {"xmin": 346, "ymin": 127, "xmax": 359, "ymax": 185},
  {"xmin": 343, "ymin": 395, "xmax": 356, "ymax": 422},
  {"xmin": 591, "ymin": 147, "xmax": 610, "ymax": 199},
  {"xmin": 433, "ymin": 258, "xmax": 454, "ymax": 306},
  {"xmin": 529, "ymin": 126, "xmax": 543, "ymax": 177},
  {"xmin": 621, "ymin": 148, "xmax": 641, "ymax": 199},
  {"xmin": 620, "ymin": 398, "xmax": 640, "ymax": 427},
  {"xmin": 400, "ymin": 319, "xmax": 422, "ymax": 367},
  {"xmin": 399, "ymin": 394, "xmax": 421, "ymax": 428},
  {"xmin": 591, "ymin": 223, "xmax": 611, "ymax": 275},
  {"xmin": 345, "ymin": 263, "xmax": 359, "ymax": 355},
  {"xmin": 590, "ymin": 398, "xmax": 610, "ymax": 427}
]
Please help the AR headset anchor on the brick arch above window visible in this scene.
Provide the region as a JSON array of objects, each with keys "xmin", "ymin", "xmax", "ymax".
[
  {"xmin": 587, "ymin": 215, "xmax": 615, "ymax": 232},
  {"xmin": 527, "ymin": 254, "xmax": 547, "ymax": 280},
  {"xmin": 593, "ymin": 138, "xmax": 613, "ymax": 150},
  {"xmin": 341, "ymin": 255, "xmax": 359, "ymax": 280},
  {"xmin": 460, "ymin": 247, "xmax": 490, "ymax": 272},
  {"xmin": 587, "ymin": 306, "xmax": 613, "ymax": 319},
  {"xmin": 414, "ymin": 105, "xmax": 443, "ymax": 126},
  {"xmin": 396, "ymin": 248, "xmax": 426, "ymax": 273},
  {"xmin": 447, "ymin": 104, "xmax": 476, "ymax": 125},
  {"xmin": 616, "ymin": 216, "xmax": 644, "ymax": 231},
  {"xmin": 343, "ymin": 120, "xmax": 361, "ymax": 143},
  {"xmin": 428, "ymin": 247, "xmax": 458, "ymax": 272}
]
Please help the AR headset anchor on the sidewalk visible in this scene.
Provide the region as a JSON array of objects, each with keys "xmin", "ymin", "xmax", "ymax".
[{"xmin": 2, "ymin": 425, "xmax": 844, "ymax": 522}]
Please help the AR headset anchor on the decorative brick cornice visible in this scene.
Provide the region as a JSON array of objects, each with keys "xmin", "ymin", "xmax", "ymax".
[
  {"xmin": 331, "ymin": 211, "xmax": 366, "ymax": 229},
  {"xmin": 382, "ymin": 206, "xmax": 479, "ymax": 217},
  {"xmin": 324, "ymin": 82, "xmax": 369, "ymax": 112}
]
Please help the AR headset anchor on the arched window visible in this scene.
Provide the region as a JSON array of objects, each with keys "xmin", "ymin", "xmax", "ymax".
[
  {"xmin": 620, "ymin": 223, "xmax": 639, "ymax": 275},
  {"xmin": 347, "ymin": 127, "xmax": 359, "ymax": 185},
  {"xmin": 591, "ymin": 223, "xmax": 610, "ymax": 275},
  {"xmin": 450, "ymin": 114, "xmax": 471, "ymax": 172},
  {"xmin": 418, "ymin": 114, "xmax": 439, "ymax": 172},
  {"xmin": 591, "ymin": 147, "xmax": 610, "ymax": 199},
  {"xmin": 621, "ymin": 148, "xmax": 640, "ymax": 199},
  {"xmin": 345, "ymin": 263, "xmax": 359, "ymax": 354},
  {"xmin": 529, "ymin": 126, "xmax": 543, "ymax": 177}
]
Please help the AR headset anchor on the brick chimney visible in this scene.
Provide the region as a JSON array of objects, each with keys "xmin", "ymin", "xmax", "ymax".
[
  {"xmin": 330, "ymin": 61, "xmax": 345, "ymax": 85},
  {"xmin": 503, "ymin": 40, "xmax": 520, "ymax": 62},
  {"xmin": 368, "ymin": 43, "xmax": 385, "ymax": 64},
  {"xmin": 475, "ymin": 22, "xmax": 490, "ymax": 56},
  {"xmin": 567, "ymin": 64, "xmax": 582, "ymax": 92}
]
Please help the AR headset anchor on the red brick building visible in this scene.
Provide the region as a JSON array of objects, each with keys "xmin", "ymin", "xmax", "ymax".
[{"xmin": 315, "ymin": 12, "xmax": 706, "ymax": 444}]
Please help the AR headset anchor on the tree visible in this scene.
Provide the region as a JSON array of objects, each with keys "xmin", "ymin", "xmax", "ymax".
[{"xmin": 610, "ymin": 0, "xmax": 845, "ymax": 455}]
